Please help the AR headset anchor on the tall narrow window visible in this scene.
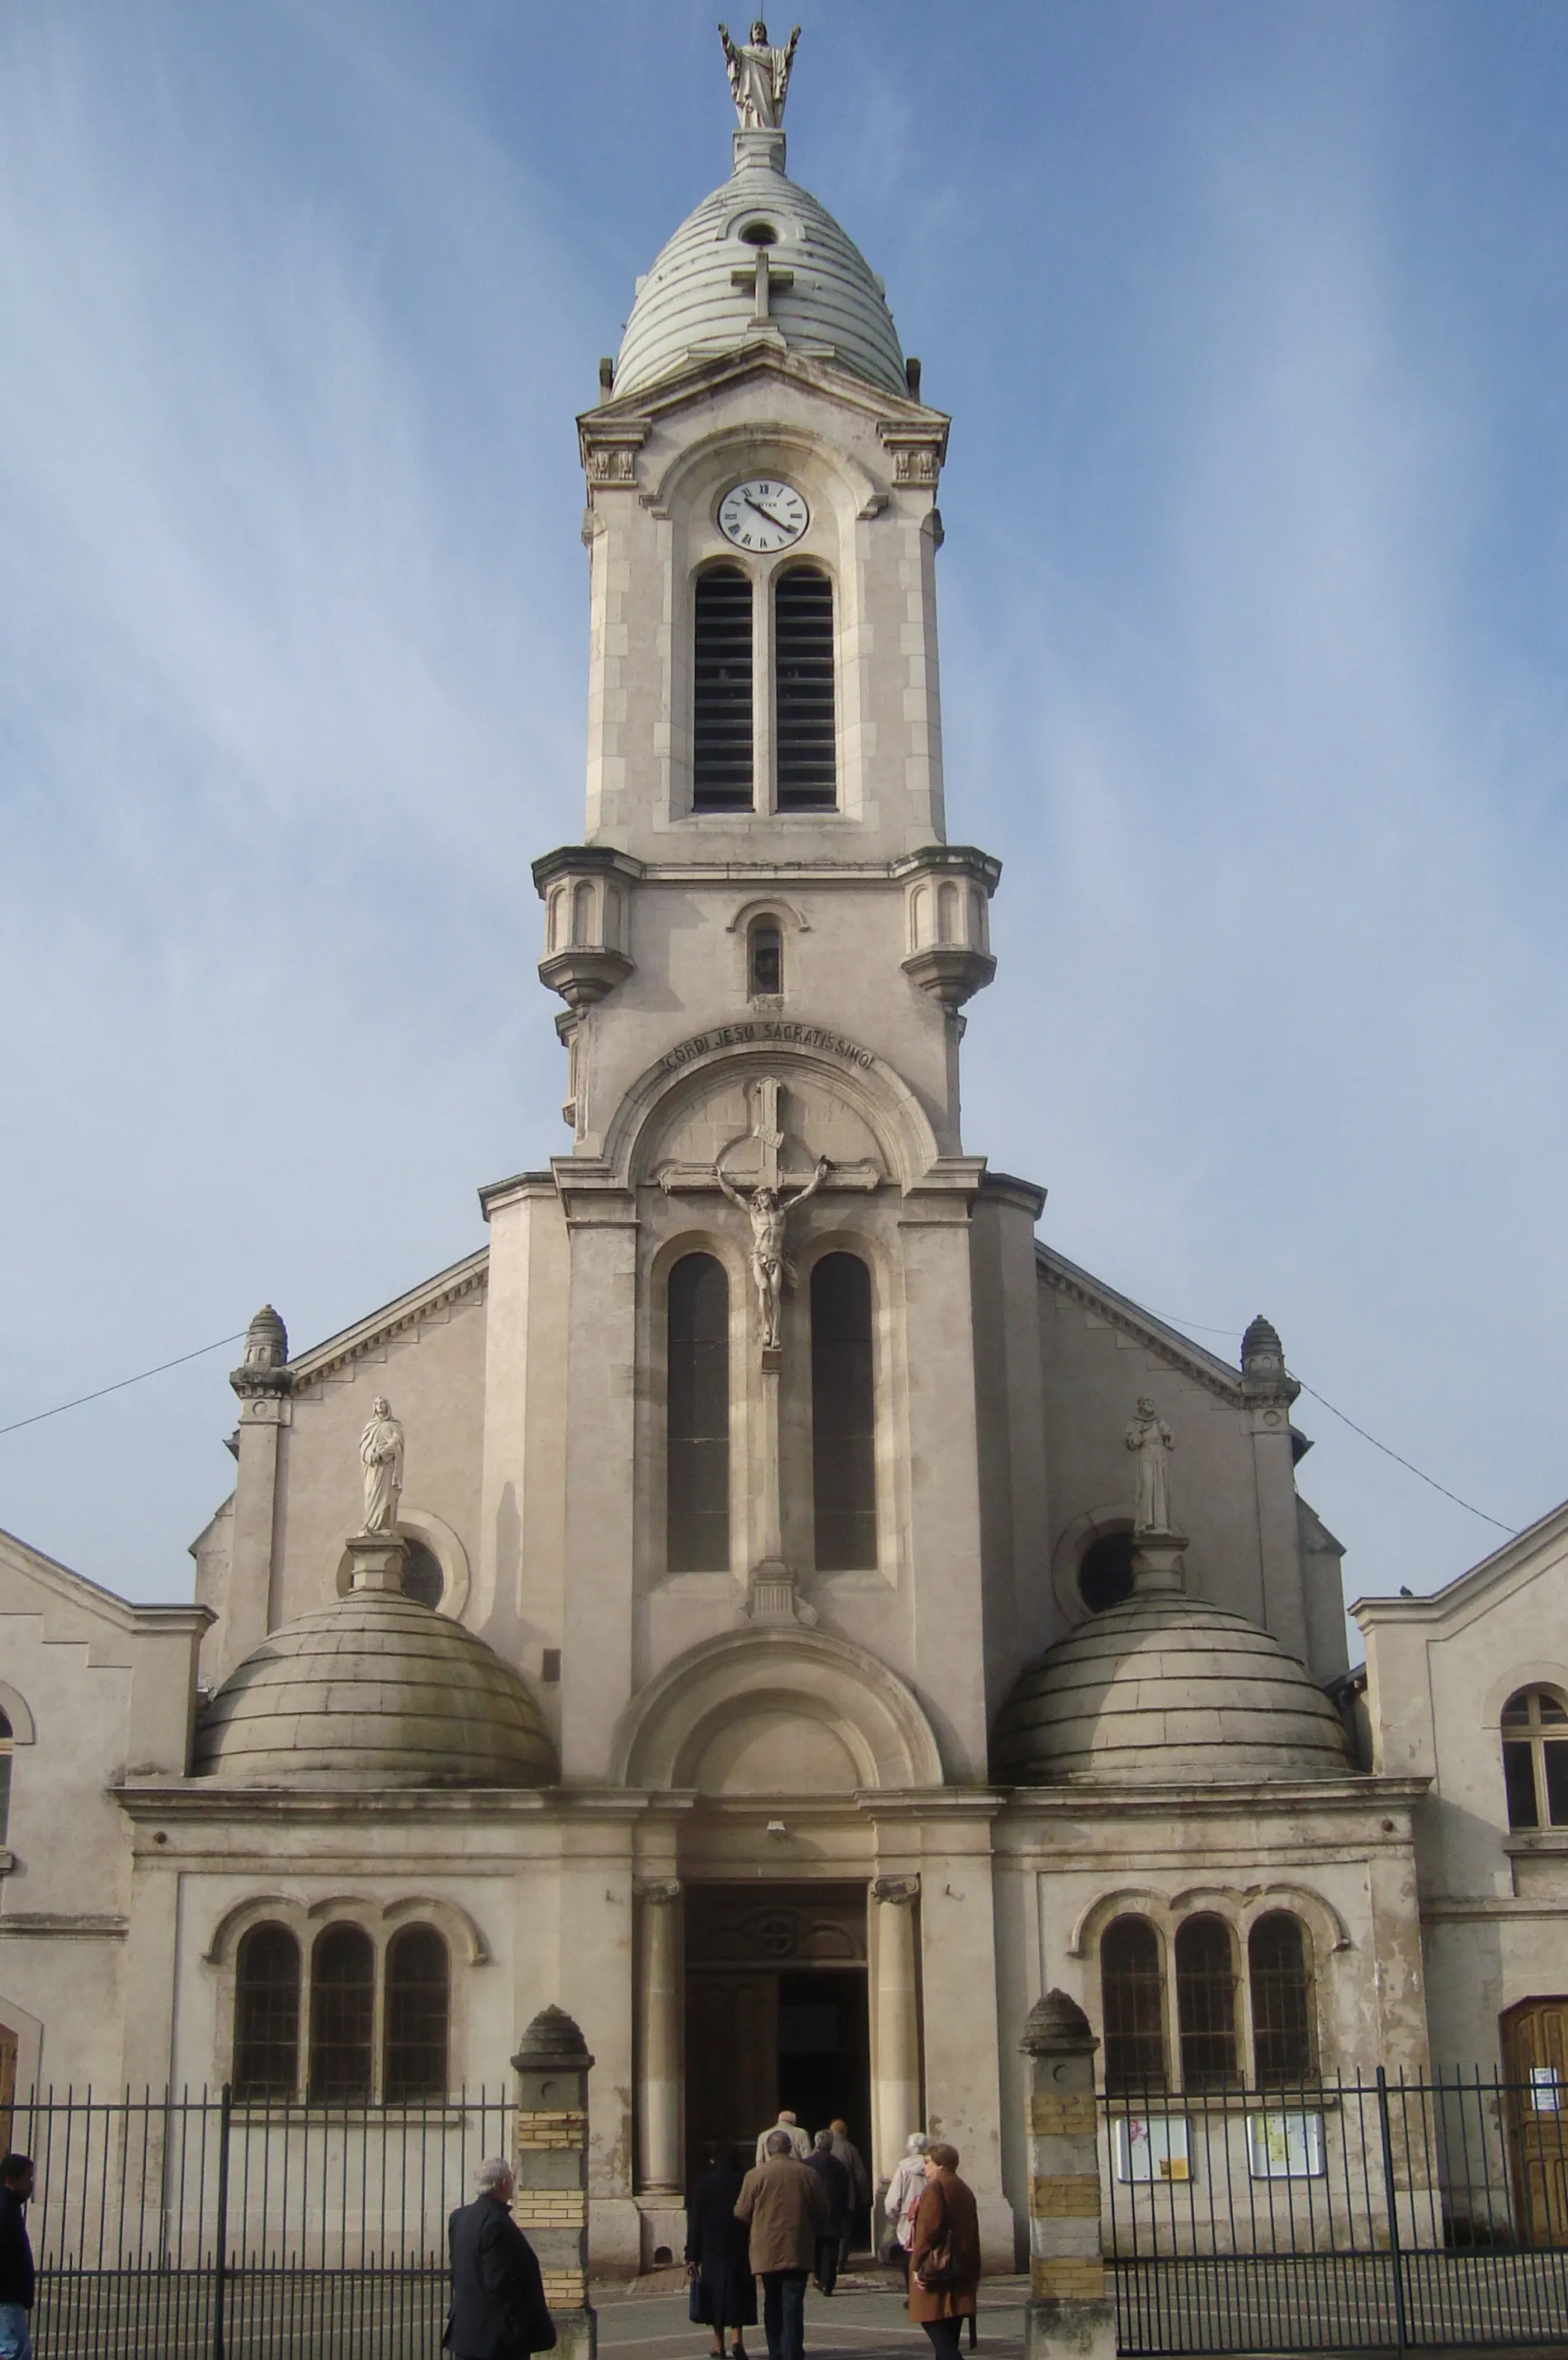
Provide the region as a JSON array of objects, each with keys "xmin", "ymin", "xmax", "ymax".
[
  {"xmin": 668, "ymin": 1254, "xmax": 731, "ymax": 1572},
  {"xmin": 384, "ymin": 1926, "xmax": 450, "ymax": 2102},
  {"xmin": 693, "ymin": 566, "xmax": 754, "ymax": 811},
  {"xmin": 774, "ymin": 566, "xmax": 836, "ymax": 809},
  {"xmin": 309, "ymin": 1923, "xmax": 375, "ymax": 2102},
  {"xmin": 0, "ymin": 1710, "xmax": 11, "ymax": 1847},
  {"xmin": 749, "ymin": 918, "xmax": 783, "ymax": 998},
  {"xmin": 1249, "ymin": 1913, "xmax": 1316, "ymax": 2083},
  {"xmin": 1175, "ymin": 1915, "xmax": 1238, "ymax": 2090},
  {"xmin": 1503, "ymin": 1688, "xmax": 1568, "ymax": 1830},
  {"xmin": 1101, "ymin": 1916, "xmax": 1166, "ymax": 2093},
  {"xmin": 811, "ymin": 1253, "xmax": 876, "ymax": 1571},
  {"xmin": 233, "ymin": 1923, "xmax": 301, "ymax": 2099}
]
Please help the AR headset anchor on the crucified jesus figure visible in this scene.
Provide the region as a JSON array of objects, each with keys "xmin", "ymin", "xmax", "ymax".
[{"xmin": 715, "ymin": 1154, "xmax": 830, "ymax": 1349}]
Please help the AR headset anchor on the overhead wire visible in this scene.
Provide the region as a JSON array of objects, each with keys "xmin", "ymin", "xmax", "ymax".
[{"xmin": 0, "ymin": 1333, "xmax": 248, "ymax": 1437}]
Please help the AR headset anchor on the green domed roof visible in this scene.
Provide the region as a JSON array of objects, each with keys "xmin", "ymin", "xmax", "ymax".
[
  {"xmin": 194, "ymin": 1589, "xmax": 556, "ymax": 1788},
  {"xmin": 993, "ymin": 1593, "xmax": 1350, "ymax": 1786}
]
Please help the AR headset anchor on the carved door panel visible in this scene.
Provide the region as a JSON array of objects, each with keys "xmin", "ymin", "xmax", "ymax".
[
  {"xmin": 686, "ymin": 1973, "xmax": 777, "ymax": 2182},
  {"xmin": 1504, "ymin": 1999, "xmax": 1568, "ymax": 2246},
  {"xmin": 0, "ymin": 2023, "xmax": 15, "ymax": 2154}
]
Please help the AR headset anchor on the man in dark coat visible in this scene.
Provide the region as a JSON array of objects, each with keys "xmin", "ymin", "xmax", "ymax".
[
  {"xmin": 685, "ymin": 2140, "xmax": 756, "ymax": 2357},
  {"xmin": 445, "ymin": 2157, "xmax": 556, "ymax": 2360},
  {"xmin": 0, "ymin": 2156, "xmax": 35, "ymax": 2360},
  {"xmin": 804, "ymin": 2130, "xmax": 851, "ymax": 2296}
]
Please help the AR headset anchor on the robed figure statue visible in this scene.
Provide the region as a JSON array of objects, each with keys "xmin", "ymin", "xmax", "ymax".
[
  {"xmin": 359, "ymin": 1398, "xmax": 405, "ymax": 1535},
  {"xmin": 719, "ymin": 21, "xmax": 801, "ymax": 129}
]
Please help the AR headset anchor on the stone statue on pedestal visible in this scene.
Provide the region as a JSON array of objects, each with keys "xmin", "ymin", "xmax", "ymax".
[
  {"xmin": 359, "ymin": 1397, "xmax": 405, "ymax": 1535},
  {"xmin": 716, "ymin": 1154, "xmax": 829, "ymax": 1350},
  {"xmin": 1126, "ymin": 1397, "xmax": 1174, "ymax": 1534},
  {"xmin": 719, "ymin": 20, "xmax": 801, "ymax": 128}
]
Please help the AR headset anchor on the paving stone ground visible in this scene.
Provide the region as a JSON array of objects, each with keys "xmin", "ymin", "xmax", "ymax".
[{"xmin": 592, "ymin": 2270, "xmax": 1030, "ymax": 2359}]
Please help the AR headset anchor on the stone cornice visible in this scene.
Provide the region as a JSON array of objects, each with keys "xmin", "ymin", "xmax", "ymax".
[
  {"xmin": 578, "ymin": 341, "xmax": 948, "ymax": 455},
  {"xmin": 286, "ymin": 1250, "xmax": 489, "ymax": 1393},
  {"xmin": 0, "ymin": 1912, "xmax": 130, "ymax": 1939},
  {"xmin": 995, "ymin": 1774, "xmax": 1428, "ymax": 1820},
  {"xmin": 1036, "ymin": 1245, "xmax": 1244, "ymax": 1402},
  {"xmin": 112, "ymin": 1784, "xmax": 692, "ymax": 1824}
]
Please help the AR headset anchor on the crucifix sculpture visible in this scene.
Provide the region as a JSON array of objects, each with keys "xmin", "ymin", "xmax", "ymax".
[
  {"xmin": 731, "ymin": 248, "xmax": 795, "ymax": 325},
  {"xmin": 714, "ymin": 1077, "xmax": 829, "ymax": 1351}
]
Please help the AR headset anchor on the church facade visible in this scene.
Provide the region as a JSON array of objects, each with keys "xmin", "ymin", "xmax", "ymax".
[{"xmin": 2, "ymin": 42, "xmax": 1566, "ymax": 2282}]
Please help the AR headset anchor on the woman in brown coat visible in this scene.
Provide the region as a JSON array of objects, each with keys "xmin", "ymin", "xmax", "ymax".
[{"xmin": 906, "ymin": 2143, "xmax": 981, "ymax": 2359}]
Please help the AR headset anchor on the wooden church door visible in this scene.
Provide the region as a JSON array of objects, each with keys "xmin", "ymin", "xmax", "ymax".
[{"xmin": 1503, "ymin": 1998, "xmax": 1568, "ymax": 2245}]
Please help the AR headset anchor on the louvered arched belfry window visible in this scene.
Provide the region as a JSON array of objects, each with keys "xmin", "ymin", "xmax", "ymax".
[
  {"xmin": 774, "ymin": 565, "xmax": 836, "ymax": 810},
  {"xmin": 668, "ymin": 1253, "xmax": 731, "ymax": 1572},
  {"xmin": 692, "ymin": 566, "xmax": 754, "ymax": 811},
  {"xmin": 810, "ymin": 1253, "xmax": 876, "ymax": 1570}
]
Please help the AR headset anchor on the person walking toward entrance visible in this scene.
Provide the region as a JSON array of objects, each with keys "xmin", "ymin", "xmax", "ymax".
[
  {"xmin": 446, "ymin": 2156, "xmax": 556, "ymax": 2359},
  {"xmin": 804, "ymin": 2130, "xmax": 850, "ymax": 2296},
  {"xmin": 734, "ymin": 2128, "xmax": 828, "ymax": 2360},
  {"xmin": 753, "ymin": 2110, "xmax": 810, "ymax": 2166},
  {"xmin": 827, "ymin": 2120, "xmax": 869, "ymax": 2272},
  {"xmin": 686, "ymin": 2142, "xmax": 756, "ymax": 2360},
  {"xmin": 0, "ymin": 2157, "xmax": 35, "ymax": 2360},
  {"xmin": 907, "ymin": 2143, "xmax": 981, "ymax": 2360},
  {"xmin": 881, "ymin": 2133, "xmax": 930, "ymax": 2282}
]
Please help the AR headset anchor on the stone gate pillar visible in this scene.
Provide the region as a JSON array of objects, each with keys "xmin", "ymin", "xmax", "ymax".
[
  {"xmin": 1020, "ymin": 1990, "xmax": 1115, "ymax": 2360},
  {"xmin": 512, "ymin": 2003, "xmax": 597, "ymax": 2360}
]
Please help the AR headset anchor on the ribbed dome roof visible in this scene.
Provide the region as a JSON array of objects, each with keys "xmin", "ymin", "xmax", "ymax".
[
  {"xmin": 993, "ymin": 1593, "xmax": 1351, "ymax": 1786},
  {"xmin": 193, "ymin": 1590, "xmax": 556, "ymax": 1788},
  {"xmin": 614, "ymin": 140, "xmax": 904, "ymax": 400}
]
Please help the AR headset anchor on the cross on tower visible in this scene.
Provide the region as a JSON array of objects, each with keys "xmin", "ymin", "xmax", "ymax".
[
  {"xmin": 732, "ymin": 248, "xmax": 795, "ymax": 325},
  {"xmin": 749, "ymin": 1076, "xmax": 785, "ymax": 1189}
]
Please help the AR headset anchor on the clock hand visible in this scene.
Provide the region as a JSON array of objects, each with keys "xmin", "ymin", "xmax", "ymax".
[{"xmin": 744, "ymin": 494, "xmax": 785, "ymax": 525}]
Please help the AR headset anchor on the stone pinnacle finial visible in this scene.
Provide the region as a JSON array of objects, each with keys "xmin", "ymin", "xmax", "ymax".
[
  {"xmin": 1240, "ymin": 1313, "xmax": 1300, "ymax": 1407},
  {"xmin": 231, "ymin": 1304, "xmax": 290, "ymax": 1399}
]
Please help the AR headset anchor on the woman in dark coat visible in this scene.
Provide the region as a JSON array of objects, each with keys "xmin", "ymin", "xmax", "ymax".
[
  {"xmin": 686, "ymin": 2143, "xmax": 757, "ymax": 2358},
  {"xmin": 907, "ymin": 2142, "xmax": 982, "ymax": 2360}
]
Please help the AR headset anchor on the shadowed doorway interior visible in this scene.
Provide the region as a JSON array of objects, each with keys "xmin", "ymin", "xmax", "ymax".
[{"xmin": 684, "ymin": 1884, "xmax": 871, "ymax": 2197}]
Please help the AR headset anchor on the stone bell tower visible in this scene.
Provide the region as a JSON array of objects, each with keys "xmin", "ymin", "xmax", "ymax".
[{"xmin": 475, "ymin": 33, "xmax": 1050, "ymax": 1834}]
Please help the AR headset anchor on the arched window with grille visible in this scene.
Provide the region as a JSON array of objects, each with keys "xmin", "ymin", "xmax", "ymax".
[
  {"xmin": 309, "ymin": 1923, "xmax": 375, "ymax": 2102},
  {"xmin": 1175, "ymin": 1915, "xmax": 1238, "ymax": 2090},
  {"xmin": 233, "ymin": 1923, "xmax": 301, "ymax": 2099},
  {"xmin": 0, "ymin": 1710, "xmax": 11, "ymax": 1847},
  {"xmin": 748, "ymin": 916, "xmax": 783, "ymax": 998},
  {"xmin": 668, "ymin": 1254, "xmax": 731, "ymax": 1573},
  {"xmin": 810, "ymin": 1252, "xmax": 876, "ymax": 1571},
  {"xmin": 774, "ymin": 566, "xmax": 836, "ymax": 809},
  {"xmin": 1249, "ymin": 1913, "xmax": 1316, "ymax": 2083},
  {"xmin": 384, "ymin": 1926, "xmax": 450, "ymax": 2102},
  {"xmin": 1102, "ymin": 1916, "xmax": 1167, "ymax": 2093},
  {"xmin": 693, "ymin": 566, "xmax": 754, "ymax": 811},
  {"xmin": 1502, "ymin": 1687, "xmax": 1568, "ymax": 1829}
]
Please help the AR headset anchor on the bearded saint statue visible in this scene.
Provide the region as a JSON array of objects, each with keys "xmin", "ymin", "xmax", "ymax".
[
  {"xmin": 718, "ymin": 20, "xmax": 801, "ymax": 130},
  {"xmin": 359, "ymin": 1398, "xmax": 405, "ymax": 1535}
]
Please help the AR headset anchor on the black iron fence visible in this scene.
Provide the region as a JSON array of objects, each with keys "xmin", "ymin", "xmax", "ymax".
[
  {"xmin": 7, "ymin": 2083, "xmax": 513, "ymax": 2358},
  {"xmin": 1103, "ymin": 2069, "xmax": 1568, "ymax": 2352}
]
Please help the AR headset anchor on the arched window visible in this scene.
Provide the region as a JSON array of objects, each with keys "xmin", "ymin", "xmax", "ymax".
[
  {"xmin": 749, "ymin": 918, "xmax": 783, "ymax": 998},
  {"xmin": 570, "ymin": 878, "xmax": 594, "ymax": 945},
  {"xmin": 1101, "ymin": 1916, "xmax": 1166, "ymax": 2093},
  {"xmin": 1175, "ymin": 1915, "xmax": 1238, "ymax": 2090},
  {"xmin": 1502, "ymin": 1688, "xmax": 1568, "ymax": 1830},
  {"xmin": 0, "ymin": 1709, "xmax": 11, "ymax": 1847},
  {"xmin": 384, "ymin": 1926, "xmax": 450, "ymax": 2102},
  {"xmin": 1249, "ymin": 1913, "xmax": 1316, "ymax": 2083},
  {"xmin": 668, "ymin": 1254, "xmax": 731, "ymax": 1573},
  {"xmin": 309, "ymin": 1924, "xmax": 375, "ymax": 2102},
  {"xmin": 693, "ymin": 566, "xmax": 754, "ymax": 811},
  {"xmin": 811, "ymin": 1253, "xmax": 876, "ymax": 1571},
  {"xmin": 233, "ymin": 1923, "xmax": 301, "ymax": 2100},
  {"xmin": 774, "ymin": 567, "xmax": 836, "ymax": 809}
]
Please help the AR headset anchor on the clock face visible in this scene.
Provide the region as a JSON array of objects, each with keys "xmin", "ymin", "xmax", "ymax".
[{"xmin": 717, "ymin": 478, "xmax": 809, "ymax": 553}]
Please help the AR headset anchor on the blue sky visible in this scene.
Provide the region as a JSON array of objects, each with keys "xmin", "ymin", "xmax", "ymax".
[{"xmin": 2, "ymin": 2, "xmax": 1567, "ymax": 1629}]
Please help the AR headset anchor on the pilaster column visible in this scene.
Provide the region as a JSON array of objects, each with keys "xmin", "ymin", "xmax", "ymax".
[
  {"xmin": 223, "ymin": 1307, "xmax": 292, "ymax": 1679},
  {"xmin": 513, "ymin": 2004, "xmax": 597, "ymax": 2360},
  {"xmin": 635, "ymin": 1881, "xmax": 682, "ymax": 2196},
  {"xmin": 1240, "ymin": 1315, "xmax": 1310, "ymax": 1665},
  {"xmin": 1020, "ymin": 1990, "xmax": 1115, "ymax": 2360},
  {"xmin": 871, "ymin": 1875, "xmax": 921, "ymax": 2184}
]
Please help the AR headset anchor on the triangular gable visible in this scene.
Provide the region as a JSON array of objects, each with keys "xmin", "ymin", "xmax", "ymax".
[
  {"xmin": 1351, "ymin": 1497, "xmax": 1568, "ymax": 1638},
  {"xmin": 1036, "ymin": 1242, "xmax": 1244, "ymax": 1403},
  {"xmin": 0, "ymin": 1522, "xmax": 208, "ymax": 1642},
  {"xmin": 286, "ymin": 1246, "xmax": 489, "ymax": 1394}
]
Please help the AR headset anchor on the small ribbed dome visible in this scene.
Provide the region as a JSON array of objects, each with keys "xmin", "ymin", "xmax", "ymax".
[
  {"xmin": 614, "ymin": 141, "xmax": 904, "ymax": 400},
  {"xmin": 194, "ymin": 1591, "xmax": 556, "ymax": 1788},
  {"xmin": 993, "ymin": 1594, "xmax": 1350, "ymax": 1786}
]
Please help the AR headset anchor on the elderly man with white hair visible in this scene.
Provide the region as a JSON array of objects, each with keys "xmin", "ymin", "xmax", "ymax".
[
  {"xmin": 881, "ymin": 2134, "xmax": 932, "ymax": 2286},
  {"xmin": 446, "ymin": 2155, "xmax": 556, "ymax": 2358}
]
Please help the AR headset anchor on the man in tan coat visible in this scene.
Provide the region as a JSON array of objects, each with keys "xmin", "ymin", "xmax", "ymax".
[{"xmin": 735, "ymin": 2130, "xmax": 829, "ymax": 2360}]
